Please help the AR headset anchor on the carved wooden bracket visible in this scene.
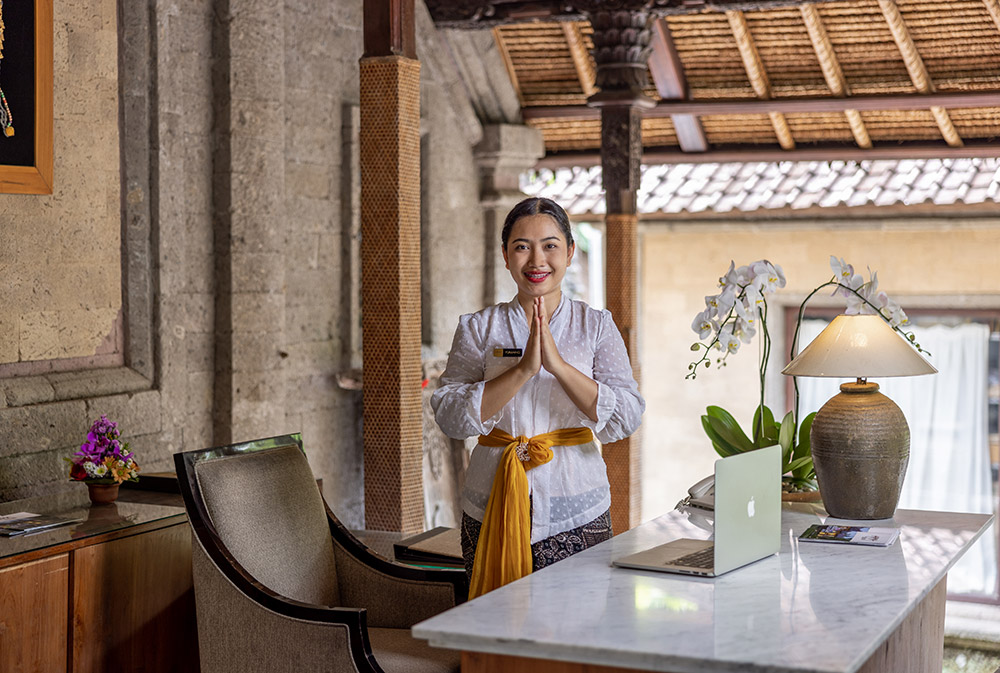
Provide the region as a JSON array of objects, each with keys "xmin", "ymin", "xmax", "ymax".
[{"xmin": 586, "ymin": 9, "xmax": 655, "ymax": 105}]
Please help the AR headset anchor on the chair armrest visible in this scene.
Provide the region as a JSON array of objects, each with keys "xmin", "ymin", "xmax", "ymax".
[
  {"xmin": 332, "ymin": 542, "xmax": 465, "ymax": 628},
  {"xmin": 326, "ymin": 505, "xmax": 469, "ymax": 606}
]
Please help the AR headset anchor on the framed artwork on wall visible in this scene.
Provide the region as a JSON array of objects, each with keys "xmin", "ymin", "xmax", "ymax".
[{"xmin": 0, "ymin": 0, "xmax": 52, "ymax": 194}]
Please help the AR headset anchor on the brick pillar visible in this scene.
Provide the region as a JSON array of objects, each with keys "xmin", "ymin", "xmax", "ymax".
[
  {"xmin": 360, "ymin": 0, "xmax": 424, "ymax": 534},
  {"xmin": 587, "ymin": 7, "xmax": 654, "ymax": 533},
  {"xmin": 474, "ymin": 124, "xmax": 545, "ymax": 306},
  {"xmin": 601, "ymin": 108, "xmax": 644, "ymax": 534},
  {"xmin": 212, "ymin": 0, "xmax": 287, "ymax": 445}
]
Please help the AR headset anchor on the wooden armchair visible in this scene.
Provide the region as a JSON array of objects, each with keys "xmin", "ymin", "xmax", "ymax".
[{"xmin": 174, "ymin": 433, "xmax": 466, "ymax": 673}]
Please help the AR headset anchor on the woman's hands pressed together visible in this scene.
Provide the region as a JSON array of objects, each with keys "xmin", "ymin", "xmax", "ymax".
[
  {"xmin": 480, "ymin": 296, "xmax": 600, "ymax": 423},
  {"xmin": 531, "ymin": 296, "xmax": 567, "ymax": 378}
]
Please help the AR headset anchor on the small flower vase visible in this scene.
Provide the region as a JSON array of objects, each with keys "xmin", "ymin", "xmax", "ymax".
[{"xmin": 87, "ymin": 482, "xmax": 120, "ymax": 505}]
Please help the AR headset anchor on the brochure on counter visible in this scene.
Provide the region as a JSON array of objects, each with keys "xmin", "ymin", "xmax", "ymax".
[
  {"xmin": 799, "ymin": 524, "xmax": 900, "ymax": 547},
  {"xmin": 0, "ymin": 511, "xmax": 82, "ymax": 536}
]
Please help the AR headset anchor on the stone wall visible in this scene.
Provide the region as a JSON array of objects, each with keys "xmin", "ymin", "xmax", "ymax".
[{"xmin": 0, "ymin": 0, "xmax": 500, "ymax": 530}]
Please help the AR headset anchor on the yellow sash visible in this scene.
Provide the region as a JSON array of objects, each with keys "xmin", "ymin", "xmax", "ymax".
[{"xmin": 469, "ymin": 426, "xmax": 594, "ymax": 599}]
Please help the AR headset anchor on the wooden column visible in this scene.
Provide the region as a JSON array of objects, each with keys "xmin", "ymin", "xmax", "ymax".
[
  {"xmin": 587, "ymin": 7, "xmax": 653, "ymax": 533},
  {"xmin": 360, "ymin": 0, "xmax": 424, "ymax": 533}
]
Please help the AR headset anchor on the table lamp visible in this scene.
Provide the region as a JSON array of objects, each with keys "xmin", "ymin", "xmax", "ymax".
[{"xmin": 782, "ymin": 314, "xmax": 937, "ymax": 519}]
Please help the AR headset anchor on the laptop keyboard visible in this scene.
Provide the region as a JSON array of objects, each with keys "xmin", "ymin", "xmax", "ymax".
[{"xmin": 672, "ymin": 547, "xmax": 715, "ymax": 569}]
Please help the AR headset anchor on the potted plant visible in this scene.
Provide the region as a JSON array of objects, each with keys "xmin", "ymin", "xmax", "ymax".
[{"xmin": 66, "ymin": 415, "xmax": 140, "ymax": 504}]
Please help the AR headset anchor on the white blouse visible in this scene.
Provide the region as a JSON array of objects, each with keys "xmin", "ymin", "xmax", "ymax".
[{"xmin": 431, "ymin": 296, "xmax": 645, "ymax": 543}]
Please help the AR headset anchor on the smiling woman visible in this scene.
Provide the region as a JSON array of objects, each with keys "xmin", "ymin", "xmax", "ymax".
[{"xmin": 431, "ymin": 196, "xmax": 645, "ymax": 599}]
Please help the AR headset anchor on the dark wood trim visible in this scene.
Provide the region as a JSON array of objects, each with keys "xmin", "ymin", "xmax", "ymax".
[
  {"xmin": 523, "ymin": 90, "xmax": 1000, "ymax": 121},
  {"xmin": 426, "ymin": 0, "xmax": 848, "ymax": 28},
  {"xmin": 648, "ymin": 19, "xmax": 707, "ymax": 153},
  {"xmin": 363, "ymin": 0, "xmax": 416, "ymax": 59},
  {"xmin": 535, "ymin": 139, "xmax": 1000, "ymax": 167}
]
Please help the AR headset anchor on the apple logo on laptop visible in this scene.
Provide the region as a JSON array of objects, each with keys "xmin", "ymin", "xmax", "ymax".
[{"xmin": 747, "ymin": 496, "xmax": 756, "ymax": 518}]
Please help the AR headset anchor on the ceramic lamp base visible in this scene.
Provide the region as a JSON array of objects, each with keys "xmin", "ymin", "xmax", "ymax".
[
  {"xmin": 87, "ymin": 482, "xmax": 120, "ymax": 505},
  {"xmin": 810, "ymin": 381, "xmax": 909, "ymax": 520}
]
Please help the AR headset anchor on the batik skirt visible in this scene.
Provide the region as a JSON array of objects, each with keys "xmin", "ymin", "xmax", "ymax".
[{"xmin": 460, "ymin": 508, "xmax": 612, "ymax": 579}]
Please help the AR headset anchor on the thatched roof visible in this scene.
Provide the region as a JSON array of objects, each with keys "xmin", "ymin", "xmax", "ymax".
[{"xmin": 435, "ymin": 0, "xmax": 1000, "ymax": 164}]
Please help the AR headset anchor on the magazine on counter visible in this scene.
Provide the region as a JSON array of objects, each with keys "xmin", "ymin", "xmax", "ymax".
[
  {"xmin": 0, "ymin": 512, "xmax": 82, "ymax": 536},
  {"xmin": 799, "ymin": 524, "xmax": 900, "ymax": 547}
]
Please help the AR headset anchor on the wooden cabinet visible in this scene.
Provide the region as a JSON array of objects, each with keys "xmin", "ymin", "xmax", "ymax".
[
  {"xmin": 0, "ymin": 555, "xmax": 69, "ymax": 673},
  {"xmin": 0, "ymin": 499, "xmax": 199, "ymax": 673}
]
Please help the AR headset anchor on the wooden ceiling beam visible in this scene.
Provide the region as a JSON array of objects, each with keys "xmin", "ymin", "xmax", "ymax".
[
  {"xmin": 726, "ymin": 10, "xmax": 795, "ymax": 150},
  {"xmin": 648, "ymin": 19, "xmax": 708, "ymax": 153},
  {"xmin": 985, "ymin": 0, "xmax": 1000, "ymax": 33},
  {"xmin": 878, "ymin": 0, "xmax": 963, "ymax": 148},
  {"xmin": 520, "ymin": 90, "xmax": 1000, "ymax": 119},
  {"xmin": 492, "ymin": 27, "xmax": 525, "ymax": 107},
  {"xmin": 800, "ymin": 3, "xmax": 871, "ymax": 149},
  {"xmin": 562, "ymin": 22, "xmax": 597, "ymax": 98}
]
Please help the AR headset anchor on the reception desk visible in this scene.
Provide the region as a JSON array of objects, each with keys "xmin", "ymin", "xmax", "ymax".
[{"xmin": 413, "ymin": 503, "xmax": 993, "ymax": 673}]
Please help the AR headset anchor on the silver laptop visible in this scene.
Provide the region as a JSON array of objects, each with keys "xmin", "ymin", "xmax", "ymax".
[{"xmin": 612, "ymin": 444, "xmax": 781, "ymax": 577}]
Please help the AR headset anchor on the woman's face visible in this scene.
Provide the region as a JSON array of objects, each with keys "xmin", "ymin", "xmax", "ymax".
[{"xmin": 502, "ymin": 213, "xmax": 575, "ymax": 301}]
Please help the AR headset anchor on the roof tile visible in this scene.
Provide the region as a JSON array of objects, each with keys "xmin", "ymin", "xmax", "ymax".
[{"xmin": 521, "ymin": 159, "xmax": 1000, "ymax": 217}]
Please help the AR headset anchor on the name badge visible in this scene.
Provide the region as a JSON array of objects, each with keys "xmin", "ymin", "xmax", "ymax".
[{"xmin": 493, "ymin": 347, "xmax": 522, "ymax": 358}]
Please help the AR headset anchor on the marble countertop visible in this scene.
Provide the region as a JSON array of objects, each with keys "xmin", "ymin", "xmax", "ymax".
[{"xmin": 413, "ymin": 504, "xmax": 993, "ymax": 673}]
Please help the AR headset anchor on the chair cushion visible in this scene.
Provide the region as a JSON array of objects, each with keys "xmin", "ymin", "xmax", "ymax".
[
  {"xmin": 367, "ymin": 627, "xmax": 461, "ymax": 673},
  {"xmin": 195, "ymin": 444, "xmax": 340, "ymax": 606}
]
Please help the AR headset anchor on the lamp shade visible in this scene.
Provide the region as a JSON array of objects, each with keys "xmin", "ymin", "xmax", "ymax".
[{"xmin": 782, "ymin": 314, "xmax": 937, "ymax": 378}]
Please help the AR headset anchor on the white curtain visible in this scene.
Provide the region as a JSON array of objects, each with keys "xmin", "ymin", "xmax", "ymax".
[{"xmin": 795, "ymin": 319, "xmax": 995, "ymax": 596}]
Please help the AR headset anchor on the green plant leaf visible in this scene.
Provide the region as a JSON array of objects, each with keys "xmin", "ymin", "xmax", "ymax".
[
  {"xmin": 702, "ymin": 408, "xmax": 754, "ymax": 454},
  {"xmin": 793, "ymin": 412, "xmax": 816, "ymax": 461},
  {"xmin": 700, "ymin": 416, "xmax": 740, "ymax": 457},
  {"xmin": 783, "ymin": 476, "xmax": 818, "ymax": 491},
  {"xmin": 778, "ymin": 411, "xmax": 795, "ymax": 463},
  {"xmin": 750, "ymin": 405, "xmax": 774, "ymax": 446},
  {"xmin": 785, "ymin": 456, "xmax": 814, "ymax": 475}
]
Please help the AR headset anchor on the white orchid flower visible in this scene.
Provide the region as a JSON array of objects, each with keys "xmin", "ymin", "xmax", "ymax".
[
  {"xmin": 750, "ymin": 261, "xmax": 785, "ymax": 294},
  {"xmin": 737, "ymin": 264, "xmax": 752, "ymax": 287},
  {"xmin": 732, "ymin": 317, "xmax": 757, "ymax": 344},
  {"xmin": 719, "ymin": 261, "xmax": 737, "ymax": 289},
  {"xmin": 691, "ymin": 310, "xmax": 718, "ymax": 339},
  {"xmin": 715, "ymin": 286, "xmax": 737, "ymax": 317},
  {"xmin": 830, "ymin": 256, "xmax": 854, "ymax": 283},
  {"xmin": 830, "ymin": 256, "xmax": 864, "ymax": 298},
  {"xmin": 744, "ymin": 284, "xmax": 765, "ymax": 314},
  {"xmin": 715, "ymin": 325, "xmax": 741, "ymax": 354},
  {"xmin": 734, "ymin": 297, "xmax": 758, "ymax": 334},
  {"xmin": 704, "ymin": 294, "xmax": 722, "ymax": 318}
]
